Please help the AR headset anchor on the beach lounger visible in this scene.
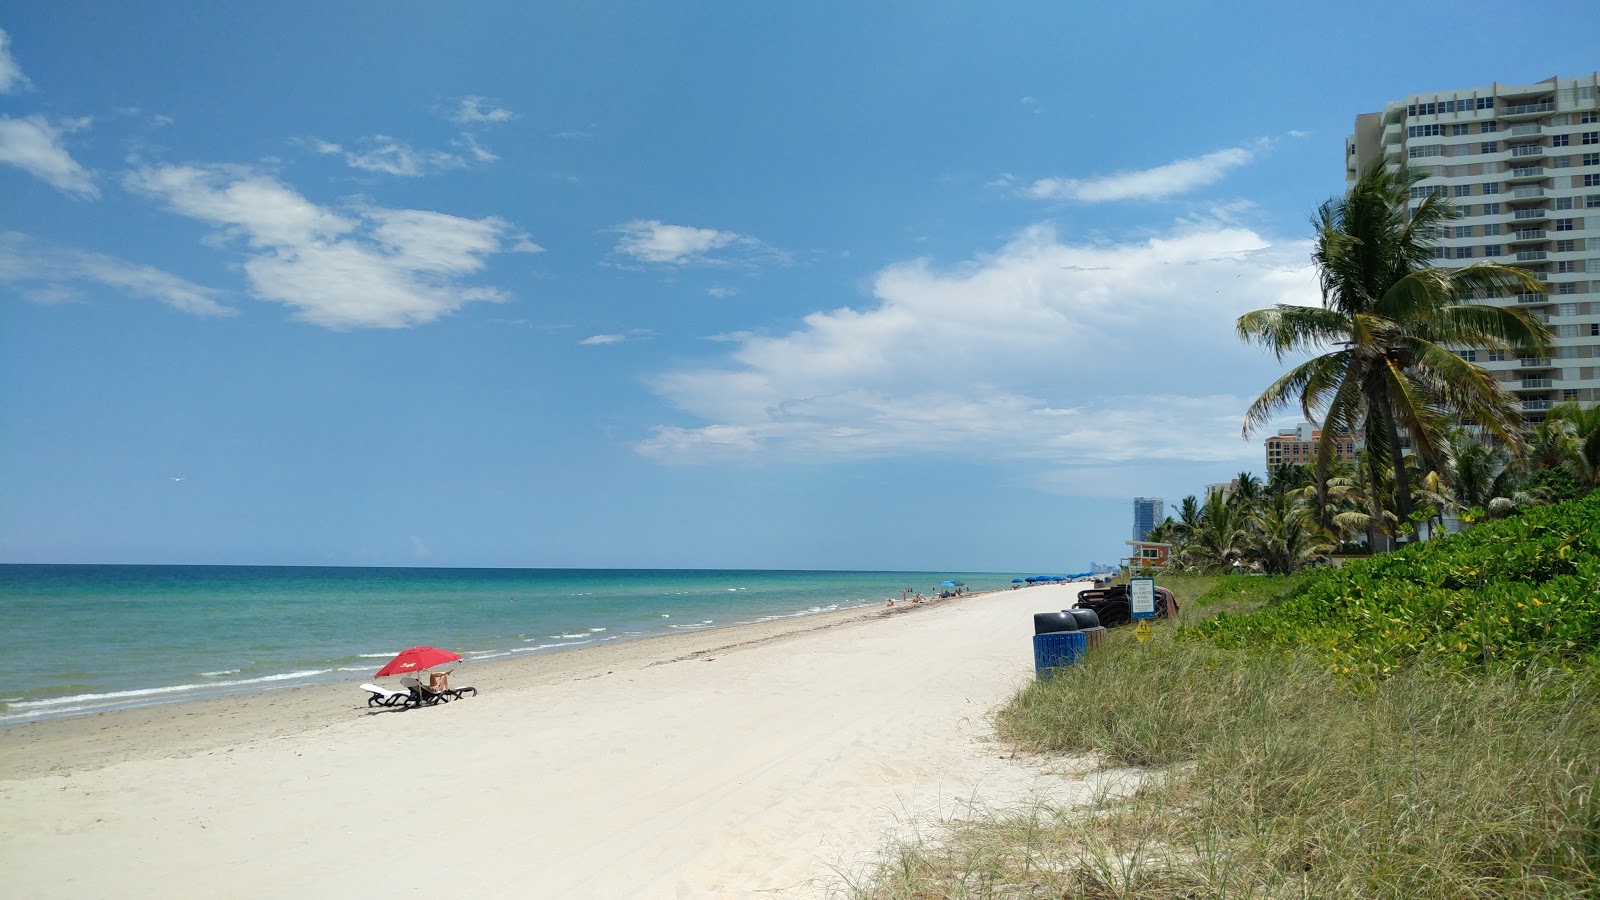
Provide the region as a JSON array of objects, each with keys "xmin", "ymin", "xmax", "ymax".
[{"xmin": 361, "ymin": 683, "xmax": 410, "ymax": 707}]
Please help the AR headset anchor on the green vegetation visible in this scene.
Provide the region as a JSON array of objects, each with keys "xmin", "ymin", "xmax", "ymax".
[
  {"xmin": 848, "ymin": 504, "xmax": 1600, "ymax": 898},
  {"xmin": 1191, "ymin": 492, "xmax": 1600, "ymax": 680}
]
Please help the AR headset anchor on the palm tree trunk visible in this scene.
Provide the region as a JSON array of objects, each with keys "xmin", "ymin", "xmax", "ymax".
[{"xmin": 1383, "ymin": 402, "xmax": 1414, "ymax": 539}]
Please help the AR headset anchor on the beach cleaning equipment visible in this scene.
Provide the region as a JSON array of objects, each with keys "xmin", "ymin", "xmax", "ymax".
[
  {"xmin": 374, "ymin": 646, "xmax": 462, "ymax": 678},
  {"xmin": 1033, "ymin": 631, "xmax": 1087, "ymax": 676},
  {"xmin": 360, "ymin": 683, "xmax": 411, "ymax": 707}
]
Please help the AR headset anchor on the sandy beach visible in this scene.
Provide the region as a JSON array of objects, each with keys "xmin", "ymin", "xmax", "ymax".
[{"xmin": 0, "ymin": 583, "xmax": 1114, "ymax": 898}]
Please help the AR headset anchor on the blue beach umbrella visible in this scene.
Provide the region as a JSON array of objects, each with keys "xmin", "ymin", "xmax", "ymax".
[
  {"xmin": 939, "ymin": 581, "xmax": 956, "ymax": 587},
  {"xmin": 1011, "ymin": 578, "xmax": 1024, "ymax": 583}
]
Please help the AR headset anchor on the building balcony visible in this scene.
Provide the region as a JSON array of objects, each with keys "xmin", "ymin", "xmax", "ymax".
[
  {"xmin": 1505, "ymin": 123, "xmax": 1544, "ymax": 141},
  {"xmin": 1508, "ymin": 186, "xmax": 1548, "ymax": 203},
  {"xmin": 1509, "ymin": 228, "xmax": 1547, "ymax": 243},
  {"xmin": 1519, "ymin": 378, "xmax": 1554, "ymax": 389},
  {"xmin": 1509, "ymin": 144, "xmax": 1547, "ymax": 159},
  {"xmin": 1515, "ymin": 250, "xmax": 1548, "ymax": 262},
  {"xmin": 1518, "ymin": 358, "xmax": 1553, "ymax": 368},
  {"xmin": 1522, "ymin": 398, "xmax": 1553, "ymax": 411},
  {"xmin": 1382, "ymin": 121, "xmax": 1403, "ymax": 145},
  {"xmin": 1514, "ymin": 292, "xmax": 1551, "ymax": 304},
  {"xmin": 1500, "ymin": 101, "xmax": 1555, "ymax": 120},
  {"xmin": 1513, "ymin": 206, "xmax": 1548, "ymax": 220},
  {"xmin": 1507, "ymin": 166, "xmax": 1547, "ymax": 182}
]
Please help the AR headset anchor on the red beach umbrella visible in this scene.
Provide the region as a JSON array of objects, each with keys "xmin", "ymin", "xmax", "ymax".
[{"xmin": 375, "ymin": 646, "xmax": 462, "ymax": 678}]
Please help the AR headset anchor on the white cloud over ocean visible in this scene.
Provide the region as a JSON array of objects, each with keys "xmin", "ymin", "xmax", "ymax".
[
  {"xmin": 0, "ymin": 231, "xmax": 232, "ymax": 316},
  {"xmin": 638, "ymin": 218, "xmax": 1319, "ymax": 489},
  {"xmin": 0, "ymin": 27, "xmax": 30, "ymax": 94},
  {"xmin": 124, "ymin": 163, "xmax": 540, "ymax": 328}
]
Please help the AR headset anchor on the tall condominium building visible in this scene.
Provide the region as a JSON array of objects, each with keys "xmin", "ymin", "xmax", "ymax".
[
  {"xmin": 1132, "ymin": 496, "xmax": 1163, "ymax": 542},
  {"xmin": 1346, "ymin": 74, "xmax": 1600, "ymax": 422},
  {"xmin": 1264, "ymin": 422, "xmax": 1360, "ymax": 471}
]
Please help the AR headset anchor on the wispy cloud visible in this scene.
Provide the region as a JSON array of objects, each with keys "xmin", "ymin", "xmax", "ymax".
[
  {"xmin": 124, "ymin": 163, "xmax": 539, "ymax": 328},
  {"xmin": 614, "ymin": 220, "xmax": 741, "ymax": 265},
  {"xmin": 320, "ymin": 135, "xmax": 468, "ymax": 177},
  {"xmin": 0, "ymin": 231, "xmax": 232, "ymax": 316},
  {"xmin": 706, "ymin": 286, "xmax": 737, "ymax": 298},
  {"xmin": 581, "ymin": 329, "xmax": 652, "ymax": 346},
  {"xmin": 0, "ymin": 115, "xmax": 98, "ymax": 198},
  {"xmin": 0, "ymin": 27, "xmax": 31, "ymax": 94},
  {"xmin": 448, "ymin": 96, "xmax": 515, "ymax": 126},
  {"xmin": 637, "ymin": 218, "xmax": 1318, "ymax": 491},
  {"xmin": 1027, "ymin": 143, "xmax": 1263, "ymax": 203}
]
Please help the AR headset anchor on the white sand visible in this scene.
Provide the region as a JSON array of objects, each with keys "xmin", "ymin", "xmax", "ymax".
[{"xmin": 0, "ymin": 584, "xmax": 1116, "ymax": 898}]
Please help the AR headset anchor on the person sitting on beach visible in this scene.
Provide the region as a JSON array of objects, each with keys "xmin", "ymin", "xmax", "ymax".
[
  {"xmin": 913, "ymin": 592, "xmax": 924, "ymax": 603},
  {"xmin": 428, "ymin": 669, "xmax": 454, "ymax": 692}
]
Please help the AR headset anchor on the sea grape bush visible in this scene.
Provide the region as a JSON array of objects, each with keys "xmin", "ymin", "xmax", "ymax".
[{"xmin": 1187, "ymin": 492, "xmax": 1600, "ymax": 680}]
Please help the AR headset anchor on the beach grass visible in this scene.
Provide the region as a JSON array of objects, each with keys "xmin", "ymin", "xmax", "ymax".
[{"xmin": 847, "ymin": 574, "xmax": 1600, "ymax": 898}]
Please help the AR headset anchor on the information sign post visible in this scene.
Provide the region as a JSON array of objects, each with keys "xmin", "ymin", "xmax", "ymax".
[{"xmin": 1129, "ymin": 577, "xmax": 1157, "ymax": 619}]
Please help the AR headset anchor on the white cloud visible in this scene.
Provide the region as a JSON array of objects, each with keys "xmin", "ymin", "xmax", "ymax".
[
  {"xmin": 0, "ymin": 28, "xmax": 30, "ymax": 94},
  {"xmin": 124, "ymin": 163, "xmax": 537, "ymax": 328},
  {"xmin": 449, "ymin": 96, "xmax": 515, "ymax": 125},
  {"xmin": 1027, "ymin": 144, "xmax": 1262, "ymax": 203},
  {"xmin": 342, "ymin": 136, "xmax": 466, "ymax": 177},
  {"xmin": 0, "ymin": 231, "xmax": 232, "ymax": 316},
  {"xmin": 581, "ymin": 334, "xmax": 627, "ymax": 345},
  {"xmin": 637, "ymin": 219, "xmax": 1319, "ymax": 490},
  {"xmin": 614, "ymin": 219, "xmax": 741, "ymax": 265},
  {"xmin": 0, "ymin": 115, "xmax": 98, "ymax": 198},
  {"xmin": 706, "ymin": 286, "xmax": 737, "ymax": 298}
]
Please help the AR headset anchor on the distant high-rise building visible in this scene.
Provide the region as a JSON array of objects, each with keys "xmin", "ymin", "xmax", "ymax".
[
  {"xmin": 1346, "ymin": 74, "xmax": 1600, "ymax": 422},
  {"xmin": 1264, "ymin": 422, "xmax": 1360, "ymax": 471},
  {"xmin": 1132, "ymin": 497, "xmax": 1163, "ymax": 541}
]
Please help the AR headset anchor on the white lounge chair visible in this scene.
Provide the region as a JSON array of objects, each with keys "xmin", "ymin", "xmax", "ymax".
[{"xmin": 361, "ymin": 683, "xmax": 410, "ymax": 707}]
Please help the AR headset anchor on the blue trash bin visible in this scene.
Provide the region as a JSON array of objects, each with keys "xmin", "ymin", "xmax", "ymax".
[{"xmin": 1033, "ymin": 631, "xmax": 1087, "ymax": 676}]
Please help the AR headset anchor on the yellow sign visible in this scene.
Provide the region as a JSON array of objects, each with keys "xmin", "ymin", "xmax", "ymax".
[{"xmin": 1134, "ymin": 620, "xmax": 1153, "ymax": 644}]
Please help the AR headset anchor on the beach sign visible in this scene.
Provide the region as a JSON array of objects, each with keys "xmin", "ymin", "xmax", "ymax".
[
  {"xmin": 1129, "ymin": 577, "xmax": 1157, "ymax": 619},
  {"xmin": 1134, "ymin": 620, "xmax": 1153, "ymax": 644}
]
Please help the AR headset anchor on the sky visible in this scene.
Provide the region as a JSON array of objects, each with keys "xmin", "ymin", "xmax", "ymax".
[{"xmin": 2, "ymin": 3, "xmax": 1597, "ymax": 571}]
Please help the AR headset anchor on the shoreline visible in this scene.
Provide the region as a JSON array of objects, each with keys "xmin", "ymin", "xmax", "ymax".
[
  {"xmin": 0, "ymin": 588, "xmax": 991, "ymax": 778},
  {"xmin": 1, "ymin": 583, "xmax": 1099, "ymax": 898}
]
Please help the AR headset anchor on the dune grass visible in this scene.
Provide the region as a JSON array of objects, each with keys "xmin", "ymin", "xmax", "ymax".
[{"xmin": 846, "ymin": 573, "xmax": 1600, "ymax": 899}]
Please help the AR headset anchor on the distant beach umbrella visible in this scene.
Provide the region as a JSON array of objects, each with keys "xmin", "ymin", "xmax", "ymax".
[
  {"xmin": 939, "ymin": 581, "xmax": 957, "ymax": 587},
  {"xmin": 1011, "ymin": 578, "xmax": 1024, "ymax": 583},
  {"xmin": 375, "ymin": 646, "xmax": 462, "ymax": 678}
]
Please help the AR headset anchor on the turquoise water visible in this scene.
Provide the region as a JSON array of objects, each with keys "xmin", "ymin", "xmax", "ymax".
[{"xmin": 0, "ymin": 565, "xmax": 1023, "ymax": 723}]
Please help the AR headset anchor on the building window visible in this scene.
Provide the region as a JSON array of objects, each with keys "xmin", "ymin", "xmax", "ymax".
[
  {"xmin": 1485, "ymin": 222, "xmax": 1502, "ymax": 235},
  {"xmin": 1480, "ymin": 141, "xmax": 1499, "ymax": 153},
  {"xmin": 1459, "ymin": 350, "xmax": 1477, "ymax": 362},
  {"xmin": 1584, "ymin": 112, "xmax": 1599, "ymax": 124},
  {"xmin": 1484, "ymin": 202, "xmax": 1501, "ymax": 215},
  {"xmin": 1554, "ymin": 134, "xmax": 1572, "ymax": 147},
  {"xmin": 1558, "ymin": 303, "xmax": 1580, "ymax": 317},
  {"xmin": 1556, "ymin": 157, "xmax": 1573, "ymax": 169},
  {"xmin": 1585, "ymin": 173, "xmax": 1600, "ymax": 187},
  {"xmin": 1591, "ymin": 324, "xmax": 1600, "ymax": 337},
  {"xmin": 1558, "ymin": 282, "xmax": 1578, "ymax": 295},
  {"xmin": 1558, "ymin": 260, "xmax": 1577, "ymax": 273},
  {"xmin": 1454, "ymin": 184, "xmax": 1472, "ymax": 197},
  {"xmin": 1558, "ymin": 197, "xmax": 1575, "ymax": 210},
  {"xmin": 1454, "ymin": 225, "xmax": 1472, "ymax": 238},
  {"xmin": 1585, "ymin": 153, "xmax": 1600, "ymax": 166},
  {"xmin": 1483, "ymin": 182, "xmax": 1500, "ymax": 194},
  {"xmin": 1452, "ymin": 123, "xmax": 1471, "ymax": 136},
  {"xmin": 1456, "ymin": 246, "xmax": 1474, "ymax": 259},
  {"xmin": 1409, "ymin": 185, "xmax": 1437, "ymax": 200},
  {"xmin": 1558, "ymin": 239, "xmax": 1577, "ymax": 252},
  {"xmin": 1409, "ymin": 124, "xmax": 1444, "ymax": 138},
  {"xmin": 1587, "ymin": 196, "xmax": 1600, "ymax": 208},
  {"xmin": 1409, "ymin": 144, "xmax": 1445, "ymax": 159},
  {"xmin": 1478, "ymin": 97, "xmax": 1495, "ymax": 111},
  {"xmin": 1556, "ymin": 218, "xmax": 1575, "ymax": 231},
  {"xmin": 1585, "ymin": 132, "xmax": 1600, "ymax": 145},
  {"xmin": 1484, "ymin": 244, "xmax": 1502, "ymax": 256},
  {"xmin": 1487, "ymin": 350, "xmax": 1506, "ymax": 362},
  {"xmin": 1565, "ymin": 389, "xmax": 1582, "ymax": 400}
]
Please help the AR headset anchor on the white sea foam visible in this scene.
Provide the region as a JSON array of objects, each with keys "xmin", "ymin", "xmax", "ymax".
[
  {"xmin": 199, "ymin": 668, "xmax": 241, "ymax": 677},
  {"xmin": 588, "ymin": 627, "xmax": 606, "ymax": 633},
  {"xmin": 6, "ymin": 670, "xmax": 333, "ymax": 712},
  {"xmin": 358, "ymin": 652, "xmax": 400, "ymax": 658}
]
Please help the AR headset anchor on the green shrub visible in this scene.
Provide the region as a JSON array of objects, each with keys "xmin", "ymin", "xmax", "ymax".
[{"xmin": 1186, "ymin": 493, "xmax": 1600, "ymax": 680}]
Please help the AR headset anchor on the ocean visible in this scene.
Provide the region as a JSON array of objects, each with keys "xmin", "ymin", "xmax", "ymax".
[{"xmin": 0, "ymin": 565, "xmax": 1026, "ymax": 723}]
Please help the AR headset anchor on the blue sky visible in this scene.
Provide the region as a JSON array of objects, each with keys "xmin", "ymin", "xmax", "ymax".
[{"xmin": 2, "ymin": 3, "xmax": 1596, "ymax": 570}]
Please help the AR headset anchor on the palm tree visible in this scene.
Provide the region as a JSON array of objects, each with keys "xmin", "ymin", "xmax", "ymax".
[
  {"xmin": 1179, "ymin": 487, "xmax": 1251, "ymax": 574},
  {"xmin": 1244, "ymin": 491, "xmax": 1333, "ymax": 574},
  {"xmin": 1237, "ymin": 163, "xmax": 1551, "ymax": 535},
  {"xmin": 1549, "ymin": 402, "xmax": 1600, "ymax": 491}
]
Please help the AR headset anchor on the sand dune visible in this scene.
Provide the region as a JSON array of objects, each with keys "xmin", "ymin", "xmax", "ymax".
[{"xmin": 0, "ymin": 583, "xmax": 1114, "ymax": 898}]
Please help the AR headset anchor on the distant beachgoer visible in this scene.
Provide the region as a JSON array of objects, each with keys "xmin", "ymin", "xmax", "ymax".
[
  {"xmin": 429, "ymin": 669, "xmax": 454, "ymax": 692},
  {"xmin": 887, "ymin": 598, "xmax": 895, "ymax": 607},
  {"xmin": 913, "ymin": 592, "xmax": 924, "ymax": 603}
]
